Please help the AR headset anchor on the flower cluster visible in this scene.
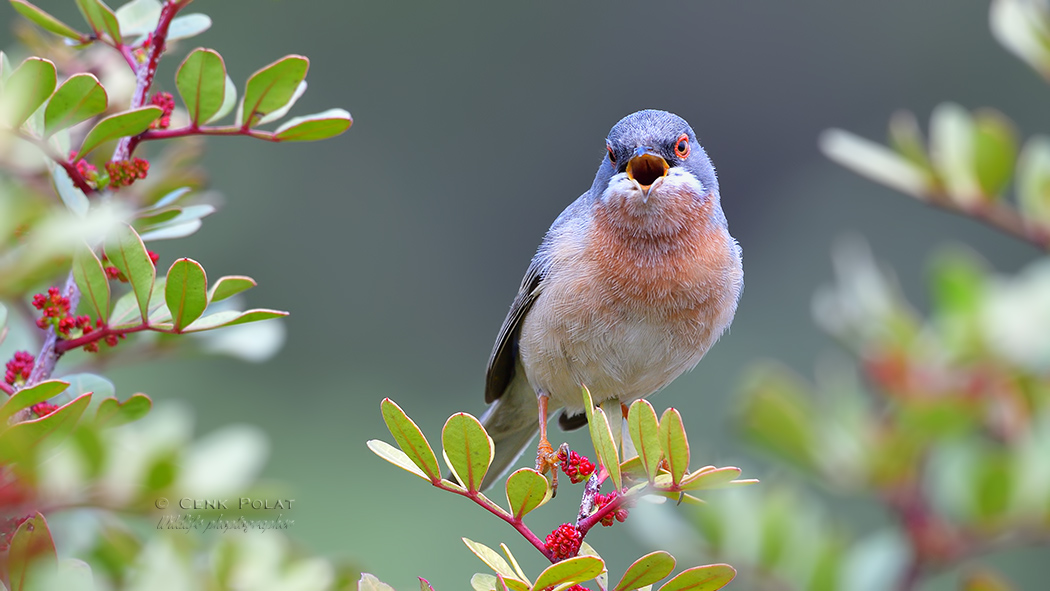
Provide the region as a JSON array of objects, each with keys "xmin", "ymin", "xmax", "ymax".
[
  {"xmin": 0, "ymin": 515, "xmax": 31, "ymax": 552},
  {"xmin": 69, "ymin": 151, "xmax": 100, "ymax": 188},
  {"xmin": 592, "ymin": 491, "xmax": 629, "ymax": 527},
  {"xmin": 4, "ymin": 352, "xmax": 34, "ymax": 386},
  {"xmin": 544, "ymin": 523, "xmax": 582, "ymax": 561},
  {"xmin": 32, "ymin": 287, "xmax": 70, "ymax": 331},
  {"xmin": 558, "ymin": 448, "xmax": 596, "ymax": 484},
  {"xmin": 150, "ymin": 92, "xmax": 174, "ymax": 129},
  {"xmin": 105, "ymin": 157, "xmax": 149, "ymax": 188},
  {"xmin": 30, "ymin": 402, "xmax": 58, "ymax": 418}
]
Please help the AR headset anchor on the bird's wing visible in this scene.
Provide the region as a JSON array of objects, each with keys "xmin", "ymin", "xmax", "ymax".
[{"xmin": 484, "ymin": 259, "xmax": 544, "ymax": 403}]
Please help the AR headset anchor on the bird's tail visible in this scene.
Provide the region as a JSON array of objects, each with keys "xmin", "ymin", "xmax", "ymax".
[{"xmin": 478, "ymin": 373, "xmax": 539, "ymax": 491}]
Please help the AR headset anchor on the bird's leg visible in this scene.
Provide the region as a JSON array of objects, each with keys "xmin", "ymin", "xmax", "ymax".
[{"xmin": 535, "ymin": 390, "xmax": 560, "ymax": 493}]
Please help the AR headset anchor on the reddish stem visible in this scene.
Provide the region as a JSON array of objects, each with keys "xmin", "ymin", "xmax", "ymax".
[
  {"xmin": 0, "ymin": 382, "xmax": 13, "ymax": 396},
  {"xmin": 577, "ymin": 491, "xmax": 629, "ymax": 536},
  {"xmin": 434, "ymin": 480, "xmax": 555, "ymax": 562},
  {"xmin": 15, "ymin": 131, "xmax": 96, "ymax": 195},
  {"xmin": 54, "ymin": 322, "xmax": 162, "ymax": 354}
]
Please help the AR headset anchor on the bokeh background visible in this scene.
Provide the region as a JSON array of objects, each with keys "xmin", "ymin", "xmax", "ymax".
[{"xmin": 2, "ymin": 0, "xmax": 1047, "ymax": 589}]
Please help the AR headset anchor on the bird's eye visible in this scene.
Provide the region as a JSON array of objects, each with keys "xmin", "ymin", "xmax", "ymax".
[
  {"xmin": 607, "ymin": 144, "xmax": 616, "ymax": 164},
  {"xmin": 674, "ymin": 134, "xmax": 690, "ymax": 159}
]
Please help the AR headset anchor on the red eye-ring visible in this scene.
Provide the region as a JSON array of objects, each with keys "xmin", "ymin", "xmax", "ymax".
[
  {"xmin": 674, "ymin": 134, "xmax": 690, "ymax": 159},
  {"xmin": 607, "ymin": 144, "xmax": 616, "ymax": 164}
]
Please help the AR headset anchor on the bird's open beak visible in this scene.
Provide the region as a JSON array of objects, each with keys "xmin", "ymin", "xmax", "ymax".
[{"xmin": 626, "ymin": 150, "xmax": 669, "ymax": 202}]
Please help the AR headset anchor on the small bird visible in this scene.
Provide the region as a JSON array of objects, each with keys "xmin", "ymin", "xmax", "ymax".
[{"xmin": 479, "ymin": 109, "xmax": 743, "ymax": 491}]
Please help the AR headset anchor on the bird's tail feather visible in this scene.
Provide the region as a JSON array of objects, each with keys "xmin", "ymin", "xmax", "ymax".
[{"xmin": 478, "ymin": 374, "xmax": 539, "ymax": 490}]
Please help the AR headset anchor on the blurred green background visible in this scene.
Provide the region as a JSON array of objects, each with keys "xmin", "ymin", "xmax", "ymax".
[{"xmin": 3, "ymin": 0, "xmax": 1048, "ymax": 589}]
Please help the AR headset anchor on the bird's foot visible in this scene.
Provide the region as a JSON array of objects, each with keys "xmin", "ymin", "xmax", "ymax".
[{"xmin": 535, "ymin": 437, "xmax": 560, "ymax": 496}]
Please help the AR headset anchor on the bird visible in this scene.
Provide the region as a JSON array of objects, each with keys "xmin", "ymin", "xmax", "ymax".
[{"xmin": 479, "ymin": 109, "xmax": 743, "ymax": 491}]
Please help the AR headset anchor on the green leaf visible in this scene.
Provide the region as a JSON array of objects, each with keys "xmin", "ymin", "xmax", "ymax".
[
  {"xmin": 274, "ymin": 108, "xmax": 353, "ymax": 141},
  {"xmin": 208, "ymin": 275, "xmax": 255, "ymax": 302},
  {"xmin": 500, "ymin": 543, "xmax": 530, "ymax": 585},
  {"xmin": 72, "ymin": 244, "xmax": 110, "ymax": 323},
  {"xmin": 0, "ymin": 393, "xmax": 92, "ymax": 464},
  {"xmin": 176, "ymin": 48, "xmax": 226, "ymax": 125},
  {"xmin": 167, "ymin": 13, "xmax": 211, "ymax": 41},
  {"xmin": 113, "ymin": 0, "xmax": 159, "ymax": 37},
  {"xmin": 1016, "ymin": 135, "xmax": 1050, "ymax": 226},
  {"xmin": 820, "ymin": 128, "xmax": 933, "ymax": 198},
  {"xmin": 380, "ymin": 398, "xmax": 441, "ymax": 481},
  {"xmin": 462, "ymin": 538, "xmax": 518, "ymax": 581},
  {"xmin": 582, "ymin": 385, "xmax": 621, "ymax": 491},
  {"xmin": 257, "ymin": 81, "xmax": 305, "ymax": 125},
  {"xmin": 739, "ymin": 367, "xmax": 818, "ymax": 471},
  {"xmin": 887, "ymin": 110, "xmax": 932, "ymax": 171},
  {"xmin": 0, "ymin": 380, "xmax": 68, "ymax": 426},
  {"xmin": 105, "ymin": 224, "xmax": 156, "ymax": 322},
  {"xmin": 238, "ymin": 55, "xmax": 309, "ymax": 128},
  {"xmin": 658, "ymin": 408, "xmax": 689, "ymax": 486},
  {"xmin": 51, "ymin": 163, "xmax": 88, "ymax": 216},
  {"xmin": 656, "ymin": 565, "xmax": 736, "ymax": 591},
  {"xmin": 61, "ymin": 372, "xmax": 114, "ymax": 400},
  {"xmin": 1, "ymin": 57, "xmax": 56, "ymax": 128},
  {"xmin": 627, "ymin": 399, "xmax": 663, "ymax": 483},
  {"xmin": 441, "ymin": 412, "xmax": 494, "ymax": 492},
  {"xmin": 505, "ymin": 468, "xmax": 549, "ymax": 519},
  {"xmin": 181, "ymin": 309, "xmax": 287, "ymax": 332},
  {"xmin": 614, "ymin": 552, "xmax": 676, "ymax": 591},
  {"xmin": 358, "ymin": 574, "xmax": 396, "ymax": 591},
  {"xmin": 972, "ymin": 109, "xmax": 1017, "ymax": 199},
  {"xmin": 75, "ymin": 0, "xmax": 121, "ymax": 43},
  {"xmin": 531, "ymin": 556, "xmax": 605, "ymax": 591},
  {"xmin": 43, "ymin": 73, "xmax": 107, "ymax": 136},
  {"xmin": 165, "ymin": 258, "xmax": 208, "ymax": 332},
  {"xmin": 10, "ymin": 1, "xmax": 86, "ymax": 40},
  {"xmin": 9, "ymin": 513, "xmax": 57, "ymax": 591},
  {"xmin": 77, "ymin": 106, "xmax": 161, "ymax": 158},
  {"xmin": 366, "ymin": 439, "xmax": 429, "ymax": 481},
  {"xmin": 205, "ymin": 74, "xmax": 236, "ymax": 124},
  {"xmin": 930, "ymin": 102, "xmax": 981, "ymax": 205},
  {"xmin": 678, "ymin": 467, "xmax": 754, "ymax": 491},
  {"xmin": 94, "ymin": 393, "xmax": 151, "ymax": 427}
]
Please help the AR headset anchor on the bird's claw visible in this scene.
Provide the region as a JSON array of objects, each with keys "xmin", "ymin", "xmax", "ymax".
[{"xmin": 535, "ymin": 437, "xmax": 560, "ymax": 496}]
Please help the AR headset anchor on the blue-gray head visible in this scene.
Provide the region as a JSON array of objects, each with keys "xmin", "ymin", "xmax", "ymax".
[{"xmin": 589, "ymin": 109, "xmax": 718, "ymax": 205}]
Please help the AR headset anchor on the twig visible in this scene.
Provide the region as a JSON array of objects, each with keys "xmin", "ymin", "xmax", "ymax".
[
  {"xmin": 925, "ymin": 191, "xmax": 1050, "ymax": 250},
  {"xmin": 139, "ymin": 125, "xmax": 283, "ymax": 143},
  {"xmin": 14, "ymin": 131, "xmax": 96, "ymax": 194}
]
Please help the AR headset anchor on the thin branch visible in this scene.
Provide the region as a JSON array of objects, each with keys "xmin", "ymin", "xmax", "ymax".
[
  {"xmin": 55, "ymin": 322, "xmax": 161, "ymax": 354},
  {"xmin": 432, "ymin": 479, "xmax": 554, "ymax": 562},
  {"xmin": 14, "ymin": 131, "xmax": 96, "ymax": 194},
  {"xmin": 139, "ymin": 125, "xmax": 282, "ymax": 143},
  {"xmin": 924, "ymin": 191, "xmax": 1050, "ymax": 250},
  {"xmin": 0, "ymin": 382, "xmax": 13, "ymax": 396}
]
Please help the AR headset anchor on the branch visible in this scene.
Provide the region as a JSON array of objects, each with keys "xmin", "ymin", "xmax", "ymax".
[
  {"xmin": 924, "ymin": 190, "xmax": 1050, "ymax": 250},
  {"xmin": 139, "ymin": 125, "xmax": 282, "ymax": 143},
  {"xmin": 0, "ymin": 382, "xmax": 13, "ymax": 396},
  {"xmin": 54, "ymin": 322, "xmax": 160, "ymax": 354},
  {"xmin": 14, "ymin": 130, "xmax": 96, "ymax": 194}
]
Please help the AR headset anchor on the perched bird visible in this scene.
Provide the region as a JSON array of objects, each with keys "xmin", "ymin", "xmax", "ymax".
[{"xmin": 480, "ymin": 109, "xmax": 743, "ymax": 491}]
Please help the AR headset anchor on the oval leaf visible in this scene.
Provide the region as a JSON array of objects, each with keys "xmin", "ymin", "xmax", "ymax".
[
  {"xmin": 167, "ymin": 13, "xmax": 211, "ymax": 41},
  {"xmin": 1, "ymin": 57, "xmax": 56, "ymax": 128},
  {"xmin": 10, "ymin": 1, "xmax": 86, "ymax": 40},
  {"xmin": 74, "ymin": 0, "xmax": 121, "ymax": 43},
  {"xmin": 238, "ymin": 55, "xmax": 309, "ymax": 128},
  {"xmin": 77, "ymin": 106, "xmax": 161, "ymax": 158},
  {"xmin": 257, "ymin": 80, "xmax": 305, "ymax": 125},
  {"xmin": 614, "ymin": 552, "xmax": 677, "ymax": 591},
  {"xmin": 165, "ymin": 258, "xmax": 208, "ymax": 332},
  {"xmin": 505, "ymin": 468, "xmax": 549, "ymax": 519},
  {"xmin": 176, "ymin": 48, "xmax": 226, "ymax": 125},
  {"xmin": 658, "ymin": 408, "xmax": 689, "ymax": 486},
  {"xmin": 582, "ymin": 386, "xmax": 621, "ymax": 491},
  {"xmin": 181, "ymin": 308, "xmax": 287, "ymax": 332},
  {"xmin": 656, "ymin": 565, "xmax": 736, "ymax": 591},
  {"xmin": 105, "ymin": 224, "xmax": 156, "ymax": 322},
  {"xmin": 679, "ymin": 467, "xmax": 745, "ymax": 491},
  {"xmin": 274, "ymin": 108, "xmax": 352, "ymax": 141},
  {"xmin": 462, "ymin": 538, "xmax": 518, "ymax": 580},
  {"xmin": 0, "ymin": 380, "xmax": 69, "ymax": 426},
  {"xmin": 366, "ymin": 439, "xmax": 429, "ymax": 481},
  {"xmin": 44, "ymin": 73, "xmax": 107, "ymax": 136},
  {"xmin": 208, "ymin": 275, "xmax": 256, "ymax": 302},
  {"xmin": 442, "ymin": 412, "xmax": 494, "ymax": 492},
  {"xmin": 9, "ymin": 513, "xmax": 57, "ymax": 590},
  {"xmin": 114, "ymin": 0, "xmax": 160, "ymax": 37},
  {"xmin": 72, "ymin": 244, "xmax": 110, "ymax": 323},
  {"xmin": 0, "ymin": 393, "xmax": 92, "ymax": 464},
  {"xmin": 627, "ymin": 399, "xmax": 663, "ymax": 483},
  {"xmin": 95, "ymin": 393, "xmax": 151, "ymax": 427},
  {"xmin": 381, "ymin": 398, "xmax": 440, "ymax": 481},
  {"xmin": 205, "ymin": 74, "xmax": 236, "ymax": 124},
  {"xmin": 531, "ymin": 556, "xmax": 605, "ymax": 591}
]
